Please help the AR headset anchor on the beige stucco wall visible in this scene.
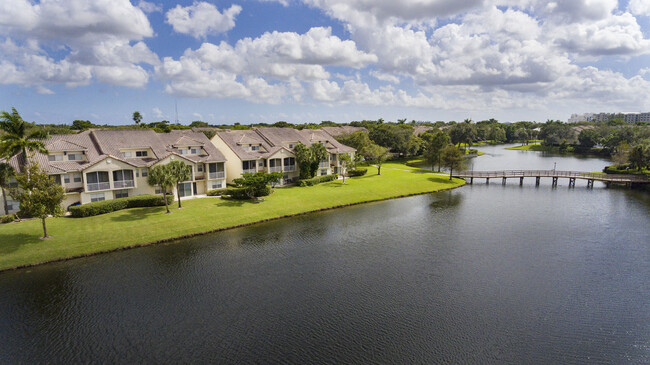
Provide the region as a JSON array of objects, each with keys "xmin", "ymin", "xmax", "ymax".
[{"xmin": 211, "ymin": 135, "xmax": 244, "ymax": 184}]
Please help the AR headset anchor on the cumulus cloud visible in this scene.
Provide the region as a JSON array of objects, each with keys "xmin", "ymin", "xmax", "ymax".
[
  {"xmin": 0, "ymin": 0, "xmax": 158, "ymax": 90},
  {"xmin": 137, "ymin": 0, "xmax": 163, "ymax": 14},
  {"xmin": 157, "ymin": 27, "xmax": 376, "ymax": 100},
  {"xmin": 628, "ymin": 0, "xmax": 650, "ymax": 16},
  {"xmin": 166, "ymin": 2, "xmax": 242, "ymax": 38}
]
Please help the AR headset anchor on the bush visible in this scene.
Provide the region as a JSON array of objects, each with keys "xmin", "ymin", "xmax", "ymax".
[
  {"xmin": 219, "ymin": 186, "xmax": 272, "ymax": 199},
  {"xmin": 298, "ymin": 174, "xmax": 338, "ymax": 187},
  {"xmin": 69, "ymin": 194, "xmax": 173, "ymax": 218},
  {"xmin": 207, "ymin": 188, "xmax": 229, "ymax": 196},
  {"xmin": 1, "ymin": 214, "xmax": 15, "ymax": 224},
  {"xmin": 347, "ymin": 168, "xmax": 367, "ymax": 177}
]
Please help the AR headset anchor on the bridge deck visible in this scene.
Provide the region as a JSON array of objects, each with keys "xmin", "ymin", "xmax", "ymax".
[{"xmin": 453, "ymin": 170, "xmax": 649, "ymax": 183}]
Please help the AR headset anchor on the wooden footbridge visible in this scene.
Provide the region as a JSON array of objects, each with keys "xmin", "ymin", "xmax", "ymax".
[{"xmin": 452, "ymin": 170, "xmax": 650, "ymax": 188}]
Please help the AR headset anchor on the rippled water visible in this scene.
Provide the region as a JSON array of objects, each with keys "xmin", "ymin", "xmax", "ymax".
[{"xmin": 0, "ymin": 145, "xmax": 648, "ymax": 363}]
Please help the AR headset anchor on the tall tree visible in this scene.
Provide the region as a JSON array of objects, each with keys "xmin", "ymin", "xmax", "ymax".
[
  {"xmin": 423, "ymin": 131, "xmax": 450, "ymax": 172},
  {"xmin": 364, "ymin": 144, "xmax": 389, "ymax": 175},
  {"xmin": 0, "ymin": 108, "xmax": 49, "ymax": 169},
  {"xmin": 309, "ymin": 143, "xmax": 328, "ymax": 178},
  {"xmin": 133, "ymin": 111, "xmax": 142, "ymax": 126},
  {"xmin": 441, "ymin": 146, "xmax": 466, "ymax": 180},
  {"xmin": 167, "ymin": 160, "xmax": 192, "ymax": 209},
  {"xmin": 0, "ymin": 162, "xmax": 15, "ymax": 215},
  {"xmin": 233, "ymin": 171, "xmax": 283, "ymax": 199},
  {"xmin": 9, "ymin": 163, "xmax": 64, "ymax": 239},
  {"xmin": 147, "ymin": 164, "xmax": 175, "ymax": 214},
  {"xmin": 628, "ymin": 143, "xmax": 649, "ymax": 171},
  {"xmin": 293, "ymin": 143, "xmax": 313, "ymax": 179}
]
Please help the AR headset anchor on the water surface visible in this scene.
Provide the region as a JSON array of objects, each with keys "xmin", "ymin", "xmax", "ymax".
[{"xmin": 0, "ymin": 144, "xmax": 648, "ymax": 363}]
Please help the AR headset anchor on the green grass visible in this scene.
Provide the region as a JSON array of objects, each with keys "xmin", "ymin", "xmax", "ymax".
[
  {"xmin": 505, "ymin": 144, "xmax": 547, "ymax": 151},
  {"xmin": 0, "ymin": 162, "xmax": 465, "ymax": 271}
]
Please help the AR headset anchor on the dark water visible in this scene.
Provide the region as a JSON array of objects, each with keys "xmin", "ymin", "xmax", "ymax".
[{"xmin": 1, "ymin": 145, "xmax": 649, "ymax": 364}]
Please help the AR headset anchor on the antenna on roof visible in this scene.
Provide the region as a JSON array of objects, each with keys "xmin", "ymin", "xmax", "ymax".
[{"xmin": 175, "ymin": 100, "xmax": 179, "ymax": 124}]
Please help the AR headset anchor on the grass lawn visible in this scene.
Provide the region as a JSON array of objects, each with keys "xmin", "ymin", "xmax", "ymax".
[
  {"xmin": 505, "ymin": 144, "xmax": 547, "ymax": 151},
  {"xmin": 0, "ymin": 162, "xmax": 465, "ymax": 271}
]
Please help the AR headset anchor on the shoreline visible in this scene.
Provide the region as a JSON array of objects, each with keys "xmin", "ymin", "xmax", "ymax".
[{"xmin": 0, "ymin": 182, "xmax": 465, "ymax": 273}]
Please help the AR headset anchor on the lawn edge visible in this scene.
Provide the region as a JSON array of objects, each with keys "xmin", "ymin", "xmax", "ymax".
[{"xmin": 1, "ymin": 182, "xmax": 465, "ymax": 272}]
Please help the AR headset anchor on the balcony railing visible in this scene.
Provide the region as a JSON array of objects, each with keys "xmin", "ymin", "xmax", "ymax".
[
  {"xmin": 113, "ymin": 180, "xmax": 135, "ymax": 189},
  {"xmin": 87, "ymin": 182, "xmax": 110, "ymax": 191},
  {"xmin": 283, "ymin": 165, "xmax": 296, "ymax": 172},
  {"xmin": 195, "ymin": 175, "xmax": 205, "ymax": 181},
  {"xmin": 243, "ymin": 168, "xmax": 257, "ymax": 174},
  {"xmin": 269, "ymin": 166, "xmax": 282, "ymax": 172},
  {"xmin": 209, "ymin": 171, "xmax": 225, "ymax": 179}
]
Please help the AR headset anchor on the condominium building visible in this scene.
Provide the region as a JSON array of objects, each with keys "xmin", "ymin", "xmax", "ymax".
[
  {"xmin": 211, "ymin": 127, "xmax": 355, "ymax": 185},
  {"xmin": 1, "ymin": 129, "xmax": 227, "ymax": 216},
  {"xmin": 568, "ymin": 112, "xmax": 650, "ymax": 123}
]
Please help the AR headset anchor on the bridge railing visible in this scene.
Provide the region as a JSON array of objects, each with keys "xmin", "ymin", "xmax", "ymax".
[{"xmin": 454, "ymin": 170, "xmax": 649, "ymax": 182}]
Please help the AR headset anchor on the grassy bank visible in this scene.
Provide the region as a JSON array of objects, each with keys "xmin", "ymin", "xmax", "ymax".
[
  {"xmin": 505, "ymin": 144, "xmax": 546, "ymax": 151},
  {"xmin": 0, "ymin": 162, "xmax": 465, "ymax": 271}
]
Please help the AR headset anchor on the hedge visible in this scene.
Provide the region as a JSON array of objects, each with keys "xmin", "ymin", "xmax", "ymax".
[
  {"xmin": 1, "ymin": 214, "xmax": 15, "ymax": 224},
  {"xmin": 206, "ymin": 188, "xmax": 229, "ymax": 196},
  {"xmin": 298, "ymin": 174, "xmax": 338, "ymax": 187},
  {"xmin": 218, "ymin": 186, "xmax": 272, "ymax": 199},
  {"xmin": 347, "ymin": 168, "xmax": 367, "ymax": 177},
  {"xmin": 69, "ymin": 194, "xmax": 174, "ymax": 218}
]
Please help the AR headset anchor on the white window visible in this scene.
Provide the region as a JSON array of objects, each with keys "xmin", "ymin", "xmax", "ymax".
[
  {"xmin": 136, "ymin": 150, "xmax": 148, "ymax": 157},
  {"xmin": 48, "ymin": 154, "xmax": 63, "ymax": 162},
  {"xmin": 123, "ymin": 151, "xmax": 132, "ymax": 158},
  {"xmin": 289, "ymin": 144, "xmax": 294, "ymax": 149},
  {"xmin": 73, "ymin": 173, "xmax": 82, "ymax": 183},
  {"xmin": 115, "ymin": 189, "xmax": 129, "ymax": 199},
  {"xmin": 63, "ymin": 174, "xmax": 70, "ymax": 184},
  {"xmin": 90, "ymin": 193, "xmax": 105, "ymax": 202},
  {"xmin": 180, "ymin": 149, "xmax": 187, "ymax": 155},
  {"xmin": 211, "ymin": 181, "xmax": 223, "ymax": 189},
  {"xmin": 6, "ymin": 199, "xmax": 19, "ymax": 211},
  {"xmin": 191, "ymin": 148, "xmax": 200, "ymax": 154},
  {"xmin": 68, "ymin": 153, "xmax": 82, "ymax": 161},
  {"xmin": 251, "ymin": 145, "xmax": 259, "ymax": 151},
  {"xmin": 197, "ymin": 164, "xmax": 203, "ymax": 172},
  {"xmin": 258, "ymin": 161, "xmax": 264, "ymax": 167},
  {"xmin": 141, "ymin": 168, "xmax": 148, "ymax": 177},
  {"xmin": 321, "ymin": 169, "xmax": 328, "ymax": 176},
  {"xmin": 135, "ymin": 170, "xmax": 139, "ymax": 178}
]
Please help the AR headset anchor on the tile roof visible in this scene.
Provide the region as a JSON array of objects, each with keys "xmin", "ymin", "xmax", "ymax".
[
  {"xmin": 216, "ymin": 127, "xmax": 355, "ymax": 160},
  {"xmin": 5, "ymin": 129, "xmax": 226, "ymax": 175}
]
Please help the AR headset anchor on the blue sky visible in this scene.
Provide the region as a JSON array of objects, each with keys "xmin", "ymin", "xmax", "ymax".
[{"xmin": 1, "ymin": 0, "xmax": 650, "ymax": 125}]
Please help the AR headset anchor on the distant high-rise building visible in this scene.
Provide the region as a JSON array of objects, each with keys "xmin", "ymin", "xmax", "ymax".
[{"xmin": 568, "ymin": 112, "xmax": 648, "ymax": 123}]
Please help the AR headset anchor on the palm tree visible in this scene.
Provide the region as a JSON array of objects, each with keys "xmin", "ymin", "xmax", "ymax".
[
  {"xmin": 167, "ymin": 160, "xmax": 192, "ymax": 208},
  {"xmin": 147, "ymin": 164, "xmax": 175, "ymax": 214},
  {"xmin": 0, "ymin": 108, "xmax": 48, "ymax": 169},
  {"xmin": 0, "ymin": 162, "xmax": 15, "ymax": 215}
]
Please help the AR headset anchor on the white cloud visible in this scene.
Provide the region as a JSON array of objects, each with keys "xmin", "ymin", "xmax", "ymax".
[
  {"xmin": 166, "ymin": 2, "xmax": 242, "ymax": 39},
  {"xmin": 152, "ymin": 107, "xmax": 164, "ymax": 118},
  {"xmin": 0, "ymin": 0, "xmax": 158, "ymax": 89},
  {"xmin": 137, "ymin": 0, "xmax": 162, "ymax": 14},
  {"xmin": 628, "ymin": 0, "xmax": 650, "ymax": 16}
]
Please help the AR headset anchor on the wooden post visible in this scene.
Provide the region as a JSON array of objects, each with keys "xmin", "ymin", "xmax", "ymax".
[
  {"xmin": 502, "ymin": 177, "xmax": 507, "ymax": 185},
  {"xmin": 520, "ymin": 177, "xmax": 524, "ymax": 186},
  {"xmin": 568, "ymin": 178, "xmax": 575, "ymax": 188},
  {"xmin": 587, "ymin": 179, "xmax": 593, "ymax": 189},
  {"xmin": 552, "ymin": 177, "xmax": 558, "ymax": 187},
  {"xmin": 536, "ymin": 176, "xmax": 540, "ymax": 186},
  {"xmin": 469, "ymin": 177, "xmax": 473, "ymax": 185},
  {"xmin": 486, "ymin": 178, "xmax": 490, "ymax": 184}
]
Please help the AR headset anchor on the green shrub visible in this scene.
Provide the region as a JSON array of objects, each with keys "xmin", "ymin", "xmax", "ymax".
[
  {"xmin": 347, "ymin": 168, "xmax": 367, "ymax": 177},
  {"xmin": 69, "ymin": 194, "xmax": 173, "ymax": 218},
  {"xmin": 207, "ymin": 188, "xmax": 229, "ymax": 196},
  {"xmin": 220, "ymin": 186, "xmax": 271, "ymax": 199},
  {"xmin": 298, "ymin": 174, "xmax": 338, "ymax": 187},
  {"xmin": 1, "ymin": 214, "xmax": 15, "ymax": 224}
]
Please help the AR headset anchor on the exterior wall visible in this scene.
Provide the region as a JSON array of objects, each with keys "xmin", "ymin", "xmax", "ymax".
[
  {"xmin": 211, "ymin": 135, "xmax": 244, "ymax": 184},
  {"xmin": 80, "ymin": 159, "xmax": 139, "ymax": 204},
  {"xmin": 266, "ymin": 149, "xmax": 299, "ymax": 185},
  {"xmin": 62, "ymin": 193, "xmax": 81, "ymax": 210}
]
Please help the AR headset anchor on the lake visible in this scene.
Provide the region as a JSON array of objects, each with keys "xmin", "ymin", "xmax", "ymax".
[{"xmin": 0, "ymin": 144, "xmax": 648, "ymax": 363}]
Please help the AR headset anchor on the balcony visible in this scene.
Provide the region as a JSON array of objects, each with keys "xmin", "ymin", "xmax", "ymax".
[
  {"xmin": 243, "ymin": 168, "xmax": 257, "ymax": 174},
  {"xmin": 87, "ymin": 182, "xmax": 110, "ymax": 191},
  {"xmin": 209, "ymin": 171, "xmax": 225, "ymax": 179},
  {"xmin": 269, "ymin": 166, "xmax": 282, "ymax": 173},
  {"xmin": 319, "ymin": 161, "xmax": 329, "ymax": 168},
  {"xmin": 195, "ymin": 175, "xmax": 205, "ymax": 181},
  {"xmin": 283, "ymin": 165, "xmax": 296, "ymax": 172},
  {"xmin": 113, "ymin": 180, "xmax": 135, "ymax": 189}
]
